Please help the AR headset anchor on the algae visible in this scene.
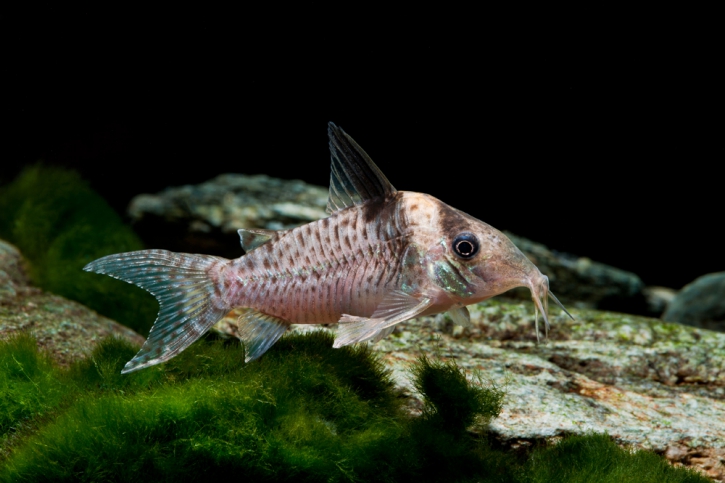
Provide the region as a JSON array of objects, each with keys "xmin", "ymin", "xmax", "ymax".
[
  {"xmin": 0, "ymin": 166, "xmax": 157, "ymax": 334},
  {"xmin": 0, "ymin": 332, "xmax": 709, "ymax": 482}
]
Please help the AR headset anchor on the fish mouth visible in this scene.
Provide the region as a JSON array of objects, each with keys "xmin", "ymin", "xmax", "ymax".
[{"xmin": 529, "ymin": 274, "xmax": 573, "ymax": 341}]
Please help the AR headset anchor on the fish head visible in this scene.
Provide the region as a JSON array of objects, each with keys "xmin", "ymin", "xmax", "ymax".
[{"xmin": 408, "ymin": 193, "xmax": 571, "ymax": 338}]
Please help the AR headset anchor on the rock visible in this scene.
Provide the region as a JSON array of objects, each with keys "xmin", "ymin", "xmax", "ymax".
[
  {"xmin": 127, "ymin": 174, "xmax": 328, "ymax": 258},
  {"xmin": 503, "ymin": 232, "xmax": 647, "ymax": 312},
  {"xmin": 644, "ymin": 286, "xmax": 678, "ymax": 315},
  {"xmin": 214, "ymin": 301, "xmax": 725, "ymax": 481},
  {"xmin": 0, "ymin": 239, "xmax": 30, "ymax": 298},
  {"xmin": 663, "ymin": 272, "xmax": 725, "ymax": 331},
  {"xmin": 0, "ymin": 239, "xmax": 145, "ymax": 367},
  {"xmin": 128, "ymin": 174, "xmax": 648, "ymax": 313}
]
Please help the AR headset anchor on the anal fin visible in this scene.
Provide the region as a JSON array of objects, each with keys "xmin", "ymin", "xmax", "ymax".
[
  {"xmin": 235, "ymin": 309, "xmax": 290, "ymax": 362},
  {"xmin": 333, "ymin": 291, "xmax": 432, "ymax": 348}
]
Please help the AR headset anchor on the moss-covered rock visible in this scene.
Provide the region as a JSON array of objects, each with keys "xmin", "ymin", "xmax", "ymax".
[
  {"xmin": 212, "ymin": 288, "xmax": 725, "ymax": 479},
  {"xmin": 524, "ymin": 433, "xmax": 708, "ymax": 483},
  {"xmin": 0, "ymin": 332, "xmax": 707, "ymax": 483},
  {"xmin": 0, "ymin": 166, "xmax": 157, "ymax": 335},
  {"xmin": 0, "ymin": 332, "xmax": 517, "ymax": 483},
  {"xmin": 352, "ymin": 299, "xmax": 725, "ymax": 481},
  {"xmin": 0, "ymin": 239, "xmax": 144, "ymax": 367}
]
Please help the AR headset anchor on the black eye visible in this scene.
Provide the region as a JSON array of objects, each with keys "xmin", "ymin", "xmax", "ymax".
[{"xmin": 453, "ymin": 233, "xmax": 479, "ymax": 259}]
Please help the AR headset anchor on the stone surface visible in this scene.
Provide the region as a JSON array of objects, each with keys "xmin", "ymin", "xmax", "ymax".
[
  {"xmin": 504, "ymin": 232, "xmax": 647, "ymax": 312},
  {"xmin": 214, "ymin": 301, "xmax": 725, "ymax": 481},
  {"xmin": 0, "ymin": 239, "xmax": 145, "ymax": 366},
  {"xmin": 645, "ymin": 285, "xmax": 678, "ymax": 316},
  {"xmin": 127, "ymin": 174, "xmax": 329, "ymax": 258},
  {"xmin": 128, "ymin": 174, "xmax": 649, "ymax": 313},
  {"xmin": 663, "ymin": 272, "xmax": 725, "ymax": 332}
]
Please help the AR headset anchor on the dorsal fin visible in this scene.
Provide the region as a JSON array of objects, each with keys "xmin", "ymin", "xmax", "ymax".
[
  {"xmin": 238, "ymin": 228, "xmax": 277, "ymax": 252},
  {"xmin": 326, "ymin": 122, "xmax": 397, "ymax": 214}
]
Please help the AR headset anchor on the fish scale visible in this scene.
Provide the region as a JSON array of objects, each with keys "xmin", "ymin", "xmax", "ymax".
[{"xmin": 84, "ymin": 122, "xmax": 572, "ymax": 373}]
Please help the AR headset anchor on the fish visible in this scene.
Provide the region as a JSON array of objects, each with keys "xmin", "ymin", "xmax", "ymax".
[{"xmin": 84, "ymin": 122, "xmax": 572, "ymax": 374}]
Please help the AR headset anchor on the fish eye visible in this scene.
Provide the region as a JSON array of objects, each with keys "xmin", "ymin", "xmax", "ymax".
[{"xmin": 452, "ymin": 233, "xmax": 479, "ymax": 259}]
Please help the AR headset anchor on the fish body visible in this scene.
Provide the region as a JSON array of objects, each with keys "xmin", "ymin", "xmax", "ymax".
[{"xmin": 85, "ymin": 123, "xmax": 570, "ymax": 373}]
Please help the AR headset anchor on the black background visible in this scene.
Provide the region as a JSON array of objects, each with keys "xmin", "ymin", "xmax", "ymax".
[{"xmin": 4, "ymin": 6, "xmax": 723, "ymax": 290}]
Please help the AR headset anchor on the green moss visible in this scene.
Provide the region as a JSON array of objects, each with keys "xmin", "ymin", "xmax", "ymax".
[
  {"xmin": 0, "ymin": 333, "xmax": 709, "ymax": 482},
  {"xmin": 0, "ymin": 166, "xmax": 157, "ymax": 334},
  {"xmin": 0, "ymin": 334, "xmax": 65, "ymax": 437},
  {"xmin": 523, "ymin": 433, "xmax": 708, "ymax": 483},
  {"xmin": 413, "ymin": 355, "xmax": 504, "ymax": 432},
  {"xmin": 0, "ymin": 332, "xmax": 508, "ymax": 482},
  {"xmin": 65, "ymin": 336, "xmax": 165, "ymax": 394},
  {"xmin": 408, "ymin": 356, "xmax": 514, "ymax": 482}
]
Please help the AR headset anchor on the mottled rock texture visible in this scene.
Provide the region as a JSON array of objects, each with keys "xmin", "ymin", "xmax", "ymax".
[
  {"xmin": 0, "ymin": 239, "xmax": 145, "ymax": 366},
  {"xmin": 215, "ymin": 302, "xmax": 725, "ymax": 481},
  {"xmin": 664, "ymin": 272, "xmax": 725, "ymax": 332},
  {"xmin": 128, "ymin": 174, "xmax": 648, "ymax": 313},
  {"xmin": 503, "ymin": 232, "xmax": 646, "ymax": 312},
  {"xmin": 128, "ymin": 174, "xmax": 328, "ymax": 258}
]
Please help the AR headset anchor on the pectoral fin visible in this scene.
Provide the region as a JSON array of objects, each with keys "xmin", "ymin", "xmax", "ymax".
[
  {"xmin": 333, "ymin": 291, "xmax": 432, "ymax": 348},
  {"xmin": 447, "ymin": 305, "xmax": 472, "ymax": 328}
]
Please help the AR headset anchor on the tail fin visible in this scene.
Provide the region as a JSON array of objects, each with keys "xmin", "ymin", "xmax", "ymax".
[{"xmin": 84, "ymin": 250, "xmax": 231, "ymax": 373}]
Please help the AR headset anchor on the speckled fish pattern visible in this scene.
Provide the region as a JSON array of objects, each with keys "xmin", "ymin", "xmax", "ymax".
[{"xmin": 84, "ymin": 123, "xmax": 571, "ymax": 373}]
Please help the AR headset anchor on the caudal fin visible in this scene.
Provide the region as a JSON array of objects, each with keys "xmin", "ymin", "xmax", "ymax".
[{"xmin": 84, "ymin": 249, "xmax": 231, "ymax": 373}]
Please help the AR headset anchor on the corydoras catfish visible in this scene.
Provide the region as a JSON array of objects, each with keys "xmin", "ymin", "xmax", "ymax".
[{"xmin": 84, "ymin": 123, "xmax": 572, "ymax": 374}]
